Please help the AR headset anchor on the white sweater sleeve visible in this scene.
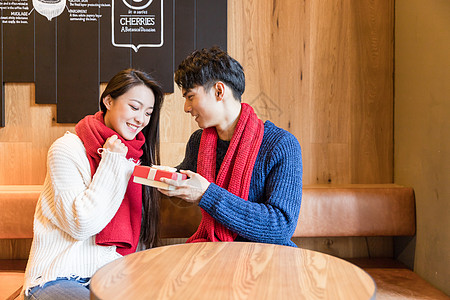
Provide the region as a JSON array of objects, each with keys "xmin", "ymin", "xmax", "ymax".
[{"xmin": 40, "ymin": 132, "xmax": 136, "ymax": 241}]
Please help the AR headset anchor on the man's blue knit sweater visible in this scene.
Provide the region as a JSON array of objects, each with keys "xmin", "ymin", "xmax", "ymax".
[{"xmin": 178, "ymin": 121, "xmax": 302, "ymax": 247}]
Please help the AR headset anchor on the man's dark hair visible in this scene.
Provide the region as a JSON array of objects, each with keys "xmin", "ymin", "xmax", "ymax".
[{"xmin": 174, "ymin": 46, "xmax": 245, "ymax": 101}]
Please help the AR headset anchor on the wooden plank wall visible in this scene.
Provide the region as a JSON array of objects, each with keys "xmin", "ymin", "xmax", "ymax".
[{"xmin": 0, "ymin": 0, "xmax": 393, "ymax": 185}]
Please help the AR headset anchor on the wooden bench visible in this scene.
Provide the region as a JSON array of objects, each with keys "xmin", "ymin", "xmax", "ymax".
[
  {"xmin": 1, "ymin": 184, "xmax": 448, "ymax": 299},
  {"xmin": 0, "ymin": 185, "xmax": 41, "ymax": 300}
]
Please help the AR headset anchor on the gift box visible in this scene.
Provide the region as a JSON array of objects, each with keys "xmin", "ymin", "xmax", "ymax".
[{"xmin": 133, "ymin": 165, "xmax": 187, "ymax": 190}]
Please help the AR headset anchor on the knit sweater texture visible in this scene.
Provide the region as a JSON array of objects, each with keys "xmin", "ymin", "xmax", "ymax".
[
  {"xmin": 178, "ymin": 121, "xmax": 302, "ymax": 247},
  {"xmin": 22, "ymin": 132, "xmax": 136, "ymax": 294}
]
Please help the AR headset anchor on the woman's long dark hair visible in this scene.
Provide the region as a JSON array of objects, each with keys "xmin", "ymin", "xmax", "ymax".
[{"xmin": 100, "ymin": 68, "xmax": 164, "ymax": 249}]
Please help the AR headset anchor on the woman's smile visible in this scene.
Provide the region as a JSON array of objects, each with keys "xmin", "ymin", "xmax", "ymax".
[{"xmin": 127, "ymin": 122, "xmax": 140, "ymax": 132}]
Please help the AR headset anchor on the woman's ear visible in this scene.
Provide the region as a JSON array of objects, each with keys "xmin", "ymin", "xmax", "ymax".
[{"xmin": 103, "ymin": 95, "xmax": 113, "ymax": 110}]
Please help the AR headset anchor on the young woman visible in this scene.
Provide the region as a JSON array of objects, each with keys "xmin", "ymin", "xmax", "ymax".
[{"xmin": 22, "ymin": 69, "xmax": 164, "ymax": 299}]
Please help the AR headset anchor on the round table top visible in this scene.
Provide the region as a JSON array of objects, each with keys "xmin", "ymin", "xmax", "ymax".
[{"xmin": 90, "ymin": 242, "xmax": 376, "ymax": 299}]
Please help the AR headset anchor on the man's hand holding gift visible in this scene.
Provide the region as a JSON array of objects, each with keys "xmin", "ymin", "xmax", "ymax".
[{"xmin": 158, "ymin": 170, "xmax": 211, "ymax": 204}]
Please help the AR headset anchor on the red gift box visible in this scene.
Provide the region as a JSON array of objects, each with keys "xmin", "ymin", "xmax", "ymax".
[{"xmin": 133, "ymin": 165, "xmax": 187, "ymax": 190}]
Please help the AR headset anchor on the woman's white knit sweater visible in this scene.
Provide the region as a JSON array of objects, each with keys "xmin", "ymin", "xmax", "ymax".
[{"xmin": 23, "ymin": 132, "xmax": 136, "ymax": 293}]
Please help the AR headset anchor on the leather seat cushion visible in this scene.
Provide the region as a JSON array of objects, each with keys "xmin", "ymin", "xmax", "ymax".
[{"xmin": 364, "ymin": 268, "xmax": 449, "ymax": 299}]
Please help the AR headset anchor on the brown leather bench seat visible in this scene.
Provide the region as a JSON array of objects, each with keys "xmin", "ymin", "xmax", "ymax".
[
  {"xmin": 349, "ymin": 258, "xmax": 449, "ymax": 299},
  {"xmin": 0, "ymin": 185, "xmax": 41, "ymax": 300},
  {"xmin": 1, "ymin": 184, "xmax": 448, "ymax": 299}
]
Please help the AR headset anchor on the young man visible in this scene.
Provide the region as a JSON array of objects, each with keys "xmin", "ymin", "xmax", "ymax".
[{"xmin": 159, "ymin": 47, "xmax": 302, "ymax": 247}]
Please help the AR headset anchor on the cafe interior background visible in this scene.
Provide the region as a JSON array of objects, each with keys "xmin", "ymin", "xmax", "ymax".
[{"xmin": 0, "ymin": 0, "xmax": 448, "ymax": 295}]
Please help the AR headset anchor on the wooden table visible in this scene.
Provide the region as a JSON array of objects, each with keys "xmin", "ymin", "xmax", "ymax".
[{"xmin": 90, "ymin": 242, "xmax": 376, "ymax": 299}]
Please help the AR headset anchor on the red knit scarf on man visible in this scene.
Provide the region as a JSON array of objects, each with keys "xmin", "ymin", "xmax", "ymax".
[
  {"xmin": 186, "ymin": 103, "xmax": 264, "ymax": 243},
  {"xmin": 75, "ymin": 111, "xmax": 144, "ymax": 255}
]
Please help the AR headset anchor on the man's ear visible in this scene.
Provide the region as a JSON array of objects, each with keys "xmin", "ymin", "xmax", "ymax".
[
  {"xmin": 214, "ymin": 82, "xmax": 225, "ymax": 101},
  {"xmin": 103, "ymin": 95, "xmax": 113, "ymax": 110}
]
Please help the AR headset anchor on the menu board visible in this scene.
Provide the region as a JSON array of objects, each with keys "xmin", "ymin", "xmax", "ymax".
[
  {"xmin": 0, "ymin": 0, "xmax": 227, "ymax": 125},
  {"xmin": 0, "ymin": 0, "xmax": 30, "ymax": 24}
]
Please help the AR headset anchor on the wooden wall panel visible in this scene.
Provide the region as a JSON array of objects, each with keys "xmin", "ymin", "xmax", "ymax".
[
  {"xmin": 310, "ymin": 144, "xmax": 350, "ymax": 184},
  {"xmin": 229, "ymin": 0, "xmax": 271, "ymax": 99},
  {"xmin": 229, "ymin": 0, "xmax": 393, "ymax": 184},
  {"xmin": 309, "ymin": 1, "xmax": 351, "ymax": 145},
  {"xmin": 0, "ymin": 143, "xmax": 34, "ymax": 184},
  {"xmin": 0, "ymin": 0, "xmax": 394, "ymax": 187},
  {"xmin": 0, "ymin": 85, "xmax": 33, "ymax": 184},
  {"xmin": 349, "ymin": 0, "xmax": 394, "ymax": 183},
  {"xmin": 292, "ymin": 237, "xmax": 393, "ymax": 259},
  {"xmin": 308, "ymin": 1, "xmax": 353, "ymax": 184},
  {"xmin": 0, "ymin": 239, "xmax": 32, "ymax": 260},
  {"xmin": 30, "ymin": 104, "xmax": 74, "ymax": 184},
  {"xmin": 159, "ymin": 86, "xmax": 198, "ymax": 166},
  {"xmin": 269, "ymin": 1, "xmax": 305, "ymax": 134},
  {"xmin": 160, "ymin": 88, "xmax": 195, "ymax": 144},
  {"xmin": 0, "ymin": 84, "xmax": 74, "ymax": 184},
  {"xmin": 0, "ymin": 84, "xmax": 33, "ymax": 142}
]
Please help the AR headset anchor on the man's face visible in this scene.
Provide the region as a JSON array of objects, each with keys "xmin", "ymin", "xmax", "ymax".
[{"xmin": 182, "ymin": 85, "xmax": 220, "ymax": 129}]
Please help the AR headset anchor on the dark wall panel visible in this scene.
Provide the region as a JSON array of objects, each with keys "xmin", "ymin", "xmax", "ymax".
[
  {"xmin": 0, "ymin": 19, "xmax": 4, "ymax": 127},
  {"xmin": 2, "ymin": 0, "xmax": 34, "ymax": 82},
  {"xmin": 196, "ymin": 0, "xmax": 227, "ymax": 51},
  {"xmin": 174, "ymin": 0, "xmax": 227, "ymax": 70},
  {"xmin": 35, "ymin": 15, "xmax": 57, "ymax": 104},
  {"xmin": 132, "ymin": 0, "xmax": 173, "ymax": 92},
  {"xmin": 99, "ymin": 3, "xmax": 131, "ymax": 83},
  {"xmin": 174, "ymin": 0, "xmax": 195, "ymax": 69},
  {"xmin": 56, "ymin": 10, "xmax": 99, "ymax": 123}
]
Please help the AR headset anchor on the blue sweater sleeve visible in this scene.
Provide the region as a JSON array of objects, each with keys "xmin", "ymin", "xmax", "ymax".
[{"xmin": 198, "ymin": 129, "xmax": 302, "ymax": 247}]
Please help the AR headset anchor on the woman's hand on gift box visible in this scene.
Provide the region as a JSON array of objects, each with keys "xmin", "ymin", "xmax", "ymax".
[{"xmin": 158, "ymin": 170, "xmax": 210, "ymax": 204}]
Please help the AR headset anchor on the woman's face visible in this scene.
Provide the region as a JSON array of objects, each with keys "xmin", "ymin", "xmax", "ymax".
[{"xmin": 103, "ymin": 84, "xmax": 155, "ymax": 140}]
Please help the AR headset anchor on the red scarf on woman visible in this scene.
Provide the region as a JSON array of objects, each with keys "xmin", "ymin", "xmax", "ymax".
[
  {"xmin": 75, "ymin": 111, "xmax": 144, "ymax": 255},
  {"xmin": 187, "ymin": 103, "xmax": 264, "ymax": 243}
]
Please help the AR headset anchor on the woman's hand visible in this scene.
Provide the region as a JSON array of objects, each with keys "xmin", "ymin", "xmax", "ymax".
[
  {"xmin": 103, "ymin": 135, "xmax": 128, "ymax": 156},
  {"xmin": 158, "ymin": 170, "xmax": 211, "ymax": 204}
]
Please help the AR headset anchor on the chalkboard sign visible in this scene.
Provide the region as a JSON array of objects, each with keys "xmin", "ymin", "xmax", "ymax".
[{"xmin": 0, "ymin": 0, "xmax": 227, "ymax": 126}]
